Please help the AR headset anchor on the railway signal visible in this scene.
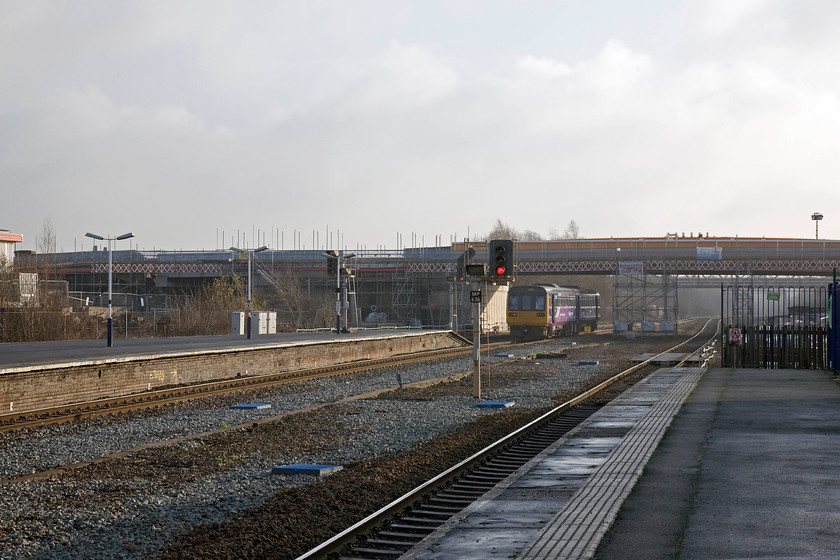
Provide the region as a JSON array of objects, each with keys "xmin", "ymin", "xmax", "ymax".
[
  {"xmin": 465, "ymin": 263, "xmax": 487, "ymax": 278},
  {"xmin": 325, "ymin": 250, "xmax": 338, "ymax": 275},
  {"xmin": 453, "ymin": 247, "xmax": 476, "ymax": 282},
  {"xmin": 487, "ymin": 239, "xmax": 514, "ymax": 281}
]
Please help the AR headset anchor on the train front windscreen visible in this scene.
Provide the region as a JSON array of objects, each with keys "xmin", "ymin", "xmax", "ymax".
[{"xmin": 508, "ymin": 291, "xmax": 546, "ymax": 312}]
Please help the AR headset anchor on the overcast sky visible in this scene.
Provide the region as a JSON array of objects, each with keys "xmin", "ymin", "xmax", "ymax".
[{"xmin": 3, "ymin": 0, "xmax": 840, "ymax": 253}]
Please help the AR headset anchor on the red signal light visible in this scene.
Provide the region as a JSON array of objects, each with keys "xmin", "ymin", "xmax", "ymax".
[{"xmin": 488, "ymin": 240, "xmax": 513, "ymax": 279}]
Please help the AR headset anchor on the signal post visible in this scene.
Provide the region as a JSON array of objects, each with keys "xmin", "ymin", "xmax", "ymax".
[
  {"xmin": 458, "ymin": 240, "xmax": 515, "ymax": 399},
  {"xmin": 465, "ymin": 263, "xmax": 487, "ymax": 398}
]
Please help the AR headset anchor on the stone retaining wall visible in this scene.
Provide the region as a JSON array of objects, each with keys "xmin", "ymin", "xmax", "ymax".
[{"xmin": 0, "ymin": 332, "xmax": 468, "ymax": 415}]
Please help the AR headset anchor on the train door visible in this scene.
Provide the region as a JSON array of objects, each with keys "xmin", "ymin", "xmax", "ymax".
[{"xmin": 547, "ymin": 293, "xmax": 556, "ymax": 337}]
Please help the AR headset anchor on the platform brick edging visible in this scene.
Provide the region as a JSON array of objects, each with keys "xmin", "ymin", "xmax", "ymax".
[{"xmin": 0, "ymin": 332, "xmax": 465, "ymax": 415}]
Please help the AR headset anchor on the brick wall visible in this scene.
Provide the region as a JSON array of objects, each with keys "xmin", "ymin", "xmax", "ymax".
[{"xmin": 0, "ymin": 332, "xmax": 468, "ymax": 415}]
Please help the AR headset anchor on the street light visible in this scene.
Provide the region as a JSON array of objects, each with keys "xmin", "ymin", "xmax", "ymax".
[
  {"xmin": 229, "ymin": 245, "xmax": 268, "ymax": 339},
  {"xmin": 812, "ymin": 212, "xmax": 823, "ymax": 239},
  {"xmin": 85, "ymin": 231, "xmax": 135, "ymax": 347},
  {"xmin": 322, "ymin": 250, "xmax": 355, "ymax": 333}
]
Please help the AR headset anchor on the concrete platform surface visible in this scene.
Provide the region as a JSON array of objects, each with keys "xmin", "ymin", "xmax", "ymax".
[
  {"xmin": 404, "ymin": 367, "xmax": 705, "ymax": 560},
  {"xmin": 595, "ymin": 367, "xmax": 840, "ymax": 560},
  {"xmin": 0, "ymin": 328, "xmax": 454, "ymax": 369},
  {"xmin": 404, "ymin": 366, "xmax": 840, "ymax": 560}
]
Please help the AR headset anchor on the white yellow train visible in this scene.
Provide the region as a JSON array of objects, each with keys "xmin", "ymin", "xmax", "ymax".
[{"xmin": 507, "ymin": 284, "xmax": 600, "ymax": 339}]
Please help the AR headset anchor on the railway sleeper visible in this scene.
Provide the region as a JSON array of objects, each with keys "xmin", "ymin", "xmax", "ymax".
[
  {"xmin": 427, "ymin": 496, "xmax": 472, "ymax": 505},
  {"xmin": 397, "ymin": 516, "xmax": 444, "ymax": 526},
  {"xmin": 449, "ymin": 483, "xmax": 495, "ymax": 493},
  {"xmin": 405, "ymin": 509, "xmax": 452, "ymax": 520},
  {"xmin": 448, "ymin": 480, "xmax": 494, "ymax": 490},
  {"xmin": 462, "ymin": 474, "xmax": 507, "ymax": 484},
  {"xmin": 434, "ymin": 496, "xmax": 482, "ymax": 506},
  {"xmin": 508, "ymin": 444, "xmax": 547, "ymax": 455},
  {"xmin": 473, "ymin": 465, "xmax": 514, "ymax": 475},
  {"xmin": 498, "ymin": 448, "xmax": 541, "ymax": 459},
  {"xmin": 387, "ymin": 523, "xmax": 436, "ymax": 533},
  {"xmin": 376, "ymin": 530, "xmax": 428, "ymax": 542},
  {"xmin": 343, "ymin": 547, "xmax": 404, "ymax": 558},
  {"xmin": 365, "ymin": 537, "xmax": 420, "ymax": 548},
  {"xmin": 486, "ymin": 459, "xmax": 530, "ymax": 469},
  {"xmin": 420, "ymin": 502, "xmax": 465, "ymax": 513},
  {"xmin": 530, "ymin": 432, "xmax": 566, "ymax": 441},
  {"xmin": 430, "ymin": 488, "xmax": 475, "ymax": 499},
  {"xmin": 470, "ymin": 466, "xmax": 510, "ymax": 476}
]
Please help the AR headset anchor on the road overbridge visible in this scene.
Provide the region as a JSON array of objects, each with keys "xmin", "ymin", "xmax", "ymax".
[{"xmin": 16, "ymin": 236, "xmax": 840, "ymax": 335}]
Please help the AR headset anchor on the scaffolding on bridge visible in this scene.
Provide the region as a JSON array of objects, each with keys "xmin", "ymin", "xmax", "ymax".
[{"xmin": 612, "ymin": 261, "xmax": 679, "ymax": 334}]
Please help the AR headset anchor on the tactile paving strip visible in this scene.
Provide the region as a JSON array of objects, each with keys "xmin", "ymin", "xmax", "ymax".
[{"xmin": 518, "ymin": 367, "xmax": 704, "ymax": 560}]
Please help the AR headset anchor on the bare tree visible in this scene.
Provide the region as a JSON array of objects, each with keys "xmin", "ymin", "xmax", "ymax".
[
  {"xmin": 563, "ymin": 220, "xmax": 581, "ymax": 239},
  {"xmin": 485, "ymin": 219, "xmax": 575, "ymax": 242},
  {"xmin": 36, "ymin": 218, "xmax": 56, "ymax": 254},
  {"xmin": 264, "ymin": 268, "xmax": 323, "ymax": 330},
  {"xmin": 35, "ymin": 218, "xmax": 57, "ymax": 275},
  {"xmin": 484, "ymin": 219, "xmax": 519, "ymax": 241},
  {"xmin": 520, "ymin": 229, "xmax": 543, "ymax": 241},
  {"xmin": 173, "ymin": 276, "xmax": 250, "ymax": 336}
]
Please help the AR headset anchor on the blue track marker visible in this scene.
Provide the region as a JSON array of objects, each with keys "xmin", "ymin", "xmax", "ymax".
[
  {"xmin": 272, "ymin": 464, "xmax": 343, "ymax": 476},
  {"xmin": 229, "ymin": 403, "xmax": 272, "ymax": 409},
  {"xmin": 476, "ymin": 400, "xmax": 516, "ymax": 408}
]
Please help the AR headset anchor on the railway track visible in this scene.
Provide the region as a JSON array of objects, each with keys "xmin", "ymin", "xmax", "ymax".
[
  {"xmin": 1, "ymin": 320, "xmax": 717, "ymax": 559},
  {"xmin": 0, "ymin": 333, "xmax": 573, "ymax": 434},
  {"xmin": 297, "ymin": 318, "xmax": 719, "ymax": 560},
  {"xmin": 0, "ymin": 319, "xmax": 704, "ymax": 434},
  {"xmin": 0, "ymin": 345, "xmax": 481, "ymax": 434}
]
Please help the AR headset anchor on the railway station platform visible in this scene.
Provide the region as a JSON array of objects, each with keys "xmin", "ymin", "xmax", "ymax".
[
  {"xmin": 0, "ymin": 329, "xmax": 467, "ymax": 415},
  {"xmin": 0, "ymin": 329, "xmax": 460, "ymax": 369},
  {"xmin": 405, "ymin": 365, "xmax": 840, "ymax": 560}
]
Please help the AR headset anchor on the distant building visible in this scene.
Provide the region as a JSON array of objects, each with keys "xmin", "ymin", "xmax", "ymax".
[{"xmin": 0, "ymin": 229, "xmax": 24, "ymax": 265}]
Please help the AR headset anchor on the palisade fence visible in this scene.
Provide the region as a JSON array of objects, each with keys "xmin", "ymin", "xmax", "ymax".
[{"xmin": 721, "ymin": 283, "xmax": 839, "ymax": 371}]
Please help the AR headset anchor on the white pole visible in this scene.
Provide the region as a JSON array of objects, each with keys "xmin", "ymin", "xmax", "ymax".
[
  {"xmin": 247, "ymin": 250, "xmax": 253, "ymax": 339},
  {"xmin": 107, "ymin": 237, "xmax": 113, "ymax": 347}
]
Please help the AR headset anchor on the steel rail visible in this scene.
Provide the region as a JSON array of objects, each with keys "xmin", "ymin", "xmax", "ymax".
[
  {"xmin": 0, "ymin": 329, "xmax": 609, "ymax": 434},
  {"xmin": 294, "ymin": 318, "xmax": 719, "ymax": 560},
  {"xmin": 0, "ymin": 345, "xmax": 479, "ymax": 433}
]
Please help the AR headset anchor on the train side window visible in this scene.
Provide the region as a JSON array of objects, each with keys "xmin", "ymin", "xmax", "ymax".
[{"xmin": 535, "ymin": 297, "xmax": 545, "ymax": 311}]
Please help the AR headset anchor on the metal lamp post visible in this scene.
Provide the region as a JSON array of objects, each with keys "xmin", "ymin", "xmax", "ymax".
[
  {"xmin": 230, "ymin": 245, "xmax": 268, "ymax": 339},
  {"xmin": 85, "ymin": 231, "xmax": 134, "ymax": 347},
  {"xmin": 812, "ymin": 212, "xmax": 823, "ymax": 239}
]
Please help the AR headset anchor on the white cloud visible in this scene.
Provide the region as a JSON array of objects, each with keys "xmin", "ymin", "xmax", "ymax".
[
  {"xmin": 46, "ymin": 86, "xmax": 134, "ymax": 138},
  {"xmin": 349, "ymin": 42, "xmax": 459, "ymax": 110},
  {"xmin": 586, "ymin": 39, "xmax": 654, "ymax": 95},
  {"xmin": 4, "ymin": 1, "xmax": 840, "ymax": 250},
  {"xmin": 516, "ymin": 56, "xmax": 573, "ymax": 80},
  {"xmin": 699, "ymin": 0, "xmax": 776, "ymax": 34}
]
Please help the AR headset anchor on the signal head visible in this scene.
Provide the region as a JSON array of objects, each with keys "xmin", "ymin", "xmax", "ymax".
[{"xmin": 487, "ymin": 239, "xmax": 513, "ymax": 280}]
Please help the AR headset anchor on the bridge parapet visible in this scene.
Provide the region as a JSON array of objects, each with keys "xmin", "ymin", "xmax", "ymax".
[
  {"xmin": 517, "ymin": 258, "xmax": 840, "ymax": 275},
  {"xmin": 38, "ymin": 236, "xmax": 840, "ymax": 278}
]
